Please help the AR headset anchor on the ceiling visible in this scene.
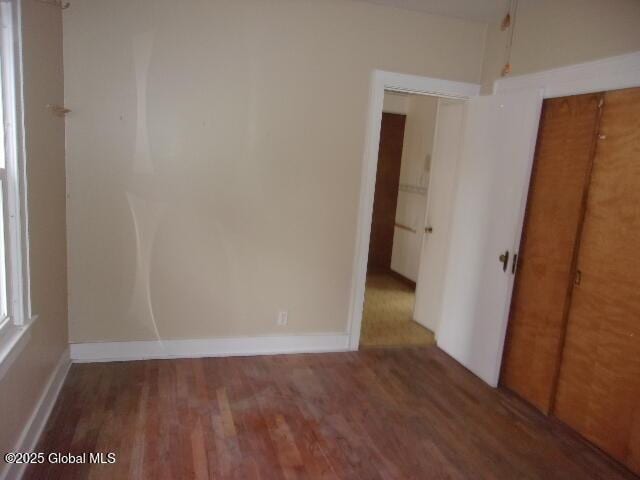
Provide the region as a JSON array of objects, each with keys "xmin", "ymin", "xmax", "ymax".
[{"xmin": 358, "ymin": 0, "xmax": 509, "ymax": 23}]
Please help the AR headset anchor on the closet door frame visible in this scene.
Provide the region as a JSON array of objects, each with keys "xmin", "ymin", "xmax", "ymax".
[
  {"xmin": 495, "ymin": 53, "xmax": 640, "ymax": 473},
  {"xmin": 494, "ymin": 51, "xmax": 640, "ymax": 391},
  {"xmin": 494, "ymin": 51, "xmax": 640, "ymax": 100}
]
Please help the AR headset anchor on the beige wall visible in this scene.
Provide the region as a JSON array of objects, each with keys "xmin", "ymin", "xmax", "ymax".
[
  {"xmin": 64, "ymin": 0, "xmax": 487, "ymax": 343},
  {"xmin": 391, "ymin": 94, "xmax": 438, "ymax": 282},
  {"xmin": 481, "ymin": 0, "xmax": 640, "ymax": 92},
  {"xmin": 0, "ymin": 0, "xmax": 68, "ymax": 467},
  {"xmin": 382, "ymin": 91, "xmax": 409, "ymax": 115}
]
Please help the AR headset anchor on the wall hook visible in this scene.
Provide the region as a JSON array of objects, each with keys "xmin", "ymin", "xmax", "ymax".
[
  {"xmin": 46, "ymin": 104, "xmax": 71, "ymax": 117},
  {"xmin": 35, "ymin": 0, "xmax": 70, "ymax": 10}
]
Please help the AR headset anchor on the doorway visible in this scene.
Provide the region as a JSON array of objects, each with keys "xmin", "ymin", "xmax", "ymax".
[
  {"xmin": 349, "ymin": 71, "xmax": 544, "ymax": 388},
  {"xmin": 359, "ymin": 91, "xmax": 465, "ymax": 348},
  {"xmin": 347, "ymin": 72, "xmax": 480, "ymax": 352}
]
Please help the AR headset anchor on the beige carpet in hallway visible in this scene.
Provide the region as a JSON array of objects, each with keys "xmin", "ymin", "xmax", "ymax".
[{"xmin": 360, "ymin": 272, "xmax": 435, "ymax": 347}]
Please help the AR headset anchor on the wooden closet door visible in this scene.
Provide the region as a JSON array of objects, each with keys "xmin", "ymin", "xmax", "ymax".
[
  {"xmin": 501, "ymin": 93, "xmax": 602, "ymax": 413},
  {"xmin": 553, "ymin": 87, "xmax": 640, "ymax": 475},
  {"xmin": 368, "ymin": 113, "xmax": 406, "ymax": 271}
]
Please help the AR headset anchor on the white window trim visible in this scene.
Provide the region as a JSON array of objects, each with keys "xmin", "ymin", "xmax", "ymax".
[{"xmin": 0, "ymin": 0, "xmax": 34, "ymax": 371}]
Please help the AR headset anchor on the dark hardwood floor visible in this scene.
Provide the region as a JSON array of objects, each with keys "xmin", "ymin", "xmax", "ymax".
[{"xmin": 26, "ymin": 346, "xmax": 636, "ymax": 479}]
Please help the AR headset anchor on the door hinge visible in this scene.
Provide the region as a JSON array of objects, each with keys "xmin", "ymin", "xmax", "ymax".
[{"xmin": 499, "ymin": 250, "xmax": 509, "ymax": 272}]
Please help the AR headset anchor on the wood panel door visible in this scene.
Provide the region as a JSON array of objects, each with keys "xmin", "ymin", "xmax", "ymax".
[
  {"xmin": 368, "ymin": 113, "xmax": 406, "ymax": 272},
  {"xmin": 501, "ymin": 93, "xmax": 603, "ymax": 413},
  {"xmin": 553, "ymin": 87, "xmax": 640, "ymax": 475}
]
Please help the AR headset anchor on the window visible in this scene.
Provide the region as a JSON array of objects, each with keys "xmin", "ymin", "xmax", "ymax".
[{"xmin": 0, "ymin": 0, "xmax": 29, "ymax": 342}]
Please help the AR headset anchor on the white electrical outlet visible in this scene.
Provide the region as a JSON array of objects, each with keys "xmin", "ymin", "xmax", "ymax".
[{"xmin": 277, "ymin": 310, "xmax": 288, "ymax": 326}]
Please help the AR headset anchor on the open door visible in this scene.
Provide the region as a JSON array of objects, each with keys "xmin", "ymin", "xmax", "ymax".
[
  {"xmin": 436, "ymin": 89, "xmax": 543, "ymax": 387},
  {"xmin": 414, "ymin": 100, "xmax": 465, "ymax": 333}
]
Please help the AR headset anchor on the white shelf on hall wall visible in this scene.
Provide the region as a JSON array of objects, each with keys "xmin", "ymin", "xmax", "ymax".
[{"xmin": 398, "ymin": 183, "xmax": 428, "ymax": 195}]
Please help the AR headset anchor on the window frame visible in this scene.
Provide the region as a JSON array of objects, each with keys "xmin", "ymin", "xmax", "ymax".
[{"xmin": 0, "ymin": 0, "xmax": 31, "ymax": 340}]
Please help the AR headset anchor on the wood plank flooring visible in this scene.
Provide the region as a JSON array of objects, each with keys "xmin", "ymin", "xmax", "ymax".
[{"xmin": 26, "ymin": 347, "xmax": 637, "ymax": 479}]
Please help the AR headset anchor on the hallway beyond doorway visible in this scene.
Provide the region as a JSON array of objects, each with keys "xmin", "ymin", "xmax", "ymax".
[{"xmin": 360, "ymin": 272, "xmax": 434, "ymax": 347}]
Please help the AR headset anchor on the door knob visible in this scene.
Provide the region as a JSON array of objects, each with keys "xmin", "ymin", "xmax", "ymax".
[
  {"xmin": 499, "ymin": 250, "xmax": 509, "ymax": 272},
  {"xmin": 425, "ymin": 226, "xmax": 433, "ymax": 233}
]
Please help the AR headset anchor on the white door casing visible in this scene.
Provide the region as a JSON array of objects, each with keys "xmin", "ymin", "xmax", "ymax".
[{"xmin": 347, "ymin": 71, "xmax": 480, "ymax": 350}]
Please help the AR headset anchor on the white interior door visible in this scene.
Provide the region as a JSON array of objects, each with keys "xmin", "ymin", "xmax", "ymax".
[
  {"xmin": 413, "ymin": 100, "xmax": 465, "ymax": 333},
  {"xmin": 436, "ymin": 89, "xmax": 542, "ymax": 387}
]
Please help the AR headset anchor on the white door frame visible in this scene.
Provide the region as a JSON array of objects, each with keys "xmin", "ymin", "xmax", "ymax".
[
  {"xmin": 346, "ymin": 70, "xmax": 480, "ymax": 350},
  {"xmin": 493, "ymin": 51, "xmax": 640, "ymax": 97}
]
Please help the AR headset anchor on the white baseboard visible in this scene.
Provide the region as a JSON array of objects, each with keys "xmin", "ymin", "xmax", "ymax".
[
  {"xmin": 2, "ymin": 348, "xmax": 71, "ymax": 480},
  {"xmin": 70, "ymin": 333, "xmax": 352, "ymax": 363}
]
